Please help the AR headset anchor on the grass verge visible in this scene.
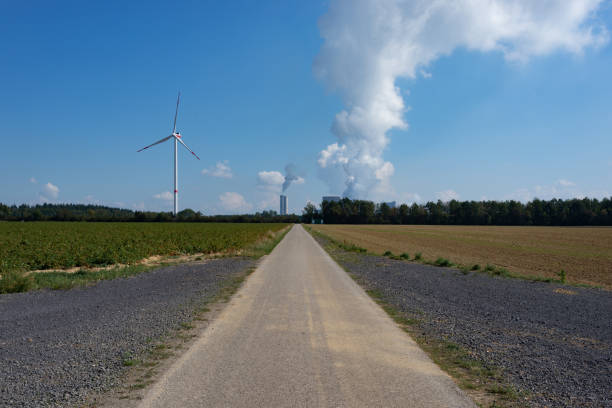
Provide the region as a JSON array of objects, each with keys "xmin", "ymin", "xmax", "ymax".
[{"xmin": 241, "ymin": 225, "xmax": 291, "ymax": 259}]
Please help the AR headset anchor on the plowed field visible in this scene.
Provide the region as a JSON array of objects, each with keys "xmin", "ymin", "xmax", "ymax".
[{"xmin": 310, "ymin": 225, "xmax": 612, "ymax": 288}]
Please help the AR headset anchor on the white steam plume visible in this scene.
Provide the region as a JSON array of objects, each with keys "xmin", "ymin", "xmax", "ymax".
[
  {"xmin": 315, "ymin": 0, "xmax": 608, "ymax": 198},
  {"xmin": 282, "ymin": 164, "xmax": 304, "ymax": 192}
]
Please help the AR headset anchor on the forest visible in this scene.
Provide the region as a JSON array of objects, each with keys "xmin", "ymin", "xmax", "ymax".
[
  {"xmin": 303, "ymin": 197, "xmax": 612, "ymax": 226},
  {"xmin": 0, "ymin": 203, "xmax": 299, "ymax": 223}
]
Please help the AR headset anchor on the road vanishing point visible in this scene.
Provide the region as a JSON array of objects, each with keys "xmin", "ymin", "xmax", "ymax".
[{"xmin": 137, "ymin": 225, "xmax": 476, "ymax": 407}]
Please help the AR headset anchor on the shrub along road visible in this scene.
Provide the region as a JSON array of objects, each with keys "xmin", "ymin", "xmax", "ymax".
[
  {"xmin": 0, "ymin": 258, "xmax": 254, "ymax": 408},
  {"xmin": 312, "ymin": 233, "xmax": 612, "ymax": 407}
]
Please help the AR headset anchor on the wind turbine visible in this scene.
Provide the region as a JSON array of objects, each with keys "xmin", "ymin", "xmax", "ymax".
[{"xmin": 137, "ymin": 92, "xmax": 200, "ymax": 216}]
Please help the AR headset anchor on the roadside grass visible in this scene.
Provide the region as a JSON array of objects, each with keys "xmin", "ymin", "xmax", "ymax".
[
  {"xmin": 31, "ymin": 264, "xmax": 157, "ymax": 291},
  {"xmin": 241, "ymin": 225, "xmax": 291, "ymax": 259},
  {"xmin": 0, "ymin": 269, "xmax": 35, "ymax": 294},
  {"xmin": 305, "ymin": 226, "xmax": 584, "ymax": 288},
  {"xmin": 306, "ymin": 226, "xmax": 530, "ymax": 408},
  {"xmin": 1, "ymin": 225, "xmax": 291, "ymax": 294},
  {"xmin": 122, "ymin": 352, "xmax": 139, "ymax": 367}
]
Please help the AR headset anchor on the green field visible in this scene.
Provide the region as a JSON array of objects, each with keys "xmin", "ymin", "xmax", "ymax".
[{"xmin": 0, "ymin": 222, "xmax": 288, "ymax": 274}]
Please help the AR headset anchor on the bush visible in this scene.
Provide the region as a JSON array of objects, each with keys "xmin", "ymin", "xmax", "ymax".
[
  {"xmin": 484, "ymin": 264, "xmax": 495, "ymax": 272},
  {"xmin": 493, "ymin": 267, "xmax": 510, "ymax": 277},
  {"xmin": 557, "ymin": 269, "xmax": 566, "ymax": 284},
  {"xmin": 414, "ymin": 252, "xmax": 423, "ymax": 261},
  {"xmin": 383, "ymin": 250, "xmax": 393, "ymax": 257},
  {"xmin": 0, "ymin": 270, "xmax": 34, "ymax": 294},
  {"xmin": 434, "ymin": 258, "xmax": 453, "ymax": 267},
  {"xmin": 339, "ymin": 242, "xmax": 367, "ymax": 253},
  {"xmin": 400, "ymin": 252, "xmax": 410, "ymax": 260},
  {"xmin": 471, "ymin": 264, "xmax": 481, "ymax": 271}
]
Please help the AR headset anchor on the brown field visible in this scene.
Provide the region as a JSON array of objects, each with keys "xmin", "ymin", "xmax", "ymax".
[{"xmin": 310, "ymin": 225, "xmax": 612, "ymax": 289}]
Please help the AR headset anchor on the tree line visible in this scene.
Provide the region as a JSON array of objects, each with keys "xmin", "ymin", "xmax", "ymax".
[
  {"xmin": 0, "ymin": 203, "xmax": 300, "ymax": 223},
  {"xmin": 302, "ymin": 197, "xmax": 612, "ymax": 226}
]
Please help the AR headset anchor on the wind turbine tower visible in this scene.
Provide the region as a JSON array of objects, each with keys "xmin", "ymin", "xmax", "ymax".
[{"xmin": 137, "ymin": 92, "xmax": 200, "ymax": 216}]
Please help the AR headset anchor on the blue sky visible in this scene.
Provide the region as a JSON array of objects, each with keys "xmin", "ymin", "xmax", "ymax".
[{"xmin": 1, "ymin": 1, "xmax": 611, "ymax": 214}]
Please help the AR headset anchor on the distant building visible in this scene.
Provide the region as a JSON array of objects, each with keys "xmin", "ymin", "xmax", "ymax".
[
  {"xmin": 322, "ymin": 196, "xmax": 341, "ymax": 203},
  {"xmin": 280, "ymin": 195, "xmax": 287, "ymax": 215}
]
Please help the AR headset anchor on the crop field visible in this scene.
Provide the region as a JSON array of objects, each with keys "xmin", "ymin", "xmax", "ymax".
[
  {"xmin": 0, "ymin": 222, "xmax": 288, "ymax": 274},
  {"xmin": 310, "ymin": 224, "xmax": 612, "ymax": 288}
]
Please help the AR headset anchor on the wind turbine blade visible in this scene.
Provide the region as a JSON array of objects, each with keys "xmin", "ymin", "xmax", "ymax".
[
  {"xmin": 137, "ymin": 135, "xmax": 173, "ymax": 152},
  {"xmin": 177, "ymin": 137, "xmax": 200, "ymax": 160},
  {"xmin": 172, "ymin": 91, "xmax": 181, "ymax": 134}
]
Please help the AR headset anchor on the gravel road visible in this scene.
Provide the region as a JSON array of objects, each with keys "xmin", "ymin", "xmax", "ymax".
[
  {"xmin": 0, "ymin": 258, "xmax": 254, "ymax": 408},
  {"xmin": 313, "ymin": 234, "xmax": 612, "ymax": 408}
]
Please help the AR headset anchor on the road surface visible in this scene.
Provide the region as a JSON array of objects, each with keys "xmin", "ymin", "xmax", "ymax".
[{"xmin": 137, "ymin": 225, "xmax": 475, "ymax": 407}]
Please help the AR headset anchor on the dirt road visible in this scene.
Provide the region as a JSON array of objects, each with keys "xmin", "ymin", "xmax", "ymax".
[{"xmin": 137, "ymin": 225, "xmax": 475, "ymax": 407}]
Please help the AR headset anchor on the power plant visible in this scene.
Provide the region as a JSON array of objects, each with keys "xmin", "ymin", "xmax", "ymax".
[{"xmin": 280, "ymin": 195, "xmax": 288, "ymax": 215}]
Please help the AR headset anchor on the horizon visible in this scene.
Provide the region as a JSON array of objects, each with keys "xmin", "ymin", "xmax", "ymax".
[{"xmin": 1, "ymin": 1, "xmax": 611, "ymax": 216}]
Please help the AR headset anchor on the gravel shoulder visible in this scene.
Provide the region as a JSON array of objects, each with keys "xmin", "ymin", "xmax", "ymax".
[
  {"xmin": 312, "ymin": 233, "xmax": 612, "ymax": 408},
  {"xmin": 0, "ymin": 258, "xmax": 254, "ymax": 408}
]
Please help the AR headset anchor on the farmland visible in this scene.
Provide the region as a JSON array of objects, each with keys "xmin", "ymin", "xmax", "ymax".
[
  {"xmin": 310, "ymin": 224, "xmax": 612, "ymax": 288},
  {"xmin": 0, "ymin": 222, "xmax": 288, "ymax": 274}
]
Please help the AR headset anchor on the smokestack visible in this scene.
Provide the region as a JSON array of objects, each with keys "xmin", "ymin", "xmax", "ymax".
[{"xmin": 280, "ymin": 195, "xmax": 287, "ymax": 216}]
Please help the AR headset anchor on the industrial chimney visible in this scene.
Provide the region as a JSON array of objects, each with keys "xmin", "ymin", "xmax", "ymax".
[{"xmin": 280, "ymin": 195, "xmax": 287, "ymax": 215}]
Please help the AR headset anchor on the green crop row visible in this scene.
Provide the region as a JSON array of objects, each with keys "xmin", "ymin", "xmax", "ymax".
[{"xmin": 0, "ymin": 222, "xmax": 287, "ymax": 274}]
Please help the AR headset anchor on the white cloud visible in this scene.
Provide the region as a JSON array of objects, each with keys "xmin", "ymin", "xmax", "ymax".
[
  {"xmin": 507, "ymin": 180, "xmax": 581, "ymax": 201},
  {"xmin": 315, "ymin": 0, "xmax": 608, "ymax": 199},
  {"xmin": 218, "ymin": 192, "xmax": 252, "ymax": 213},
  {"xmin": 557, "ymin": 179, "xmax": 576, "ymax": 187},
  {"xmin": 256, "ymin": 195, "xmax": 281, "ymax": 212},
  {"xmin": 29, "ymin": 177, "xmax": 37, "ymax": 184},
  {"xmin": 257, "ymin": 171, "xmax": 285, "ymax": 190},
  {"xmin": 375, "ymin": 162, "xmax": 394, "ymax": 181},
  {"xmin": 202, "ymin": 161, "xmax": 233, "ymax": 179},
  {"xmin": 154, "ymin": 191, "xmax": 173, "ymax": 200},
  {"xmin": 436, "ymin": 189, "xmax": 460, "ymax": 202},
  {"xmin": 318, "ymin": 143, "xmax": 348, "ymax": 168},
  {"xmin": 508, "ymin": 182, "xmax": 610, "ymax": 202},
  {"xmin": 42, "ymin": 182, "xmax": 59, "ymax": 199}
]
